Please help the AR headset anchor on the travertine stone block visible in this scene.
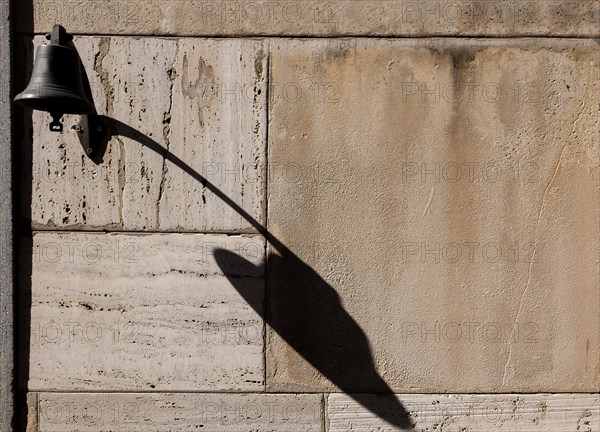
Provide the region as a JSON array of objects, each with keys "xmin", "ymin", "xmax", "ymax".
[
  {"xmin": 25, "ymin": 37, "xmax": 121, "ymax": 229},
  {"xmin": 18, "ymin": 1, "xmax": 600, "ymax": 37},
  {"xmin": 328, "ymin": 393, "xmax": 600, "ymax": 431},
  {"xmin": 159, "ymin": 39, "xmax": 267, "ymax": 232},
  {"xmin": 24, "ymin": 36, "xmax": 266, "ymax": 232},
  {"xmin": 267, "ymin": 39, "xmax": 599, "ymax": 392},
  {"xmin": 25, "ymin": 232, "xmax": 265, "ymax": 391},
  {"xmin": 37, "ymin": 393, "xmax": 322, "ymax": 432},
  {"xmin": 25, "ymin": 392, "xmax": 38, "ymax": 432}
]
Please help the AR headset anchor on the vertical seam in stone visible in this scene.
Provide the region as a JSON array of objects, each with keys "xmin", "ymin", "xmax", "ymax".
[
  {"xmin": 263, "ymin": 40, "xmax": 271, "ymax": 392},
  {"xmin": 94, "ymin": 38, "xmax": 124, "ymax": 228},
  {"xmin": 321, "ymin": 393, "xmax": 328, "ymax": 432},
  {"xmin": 116, "ymin": 136, "xmax": 126, "ymax": 228},
  {"xmin": 157, "ymin": 39, "xmax": 179, "ymax": 228},
  {"xmin": 35, "ymin": 392, "xmax": 39, "ymax": 432},
  {"xmin": 93, "ymin": 38, "xmax": 114, "ymax": 117}
]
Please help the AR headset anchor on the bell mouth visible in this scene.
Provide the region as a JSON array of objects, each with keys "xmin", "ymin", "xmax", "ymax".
[
  {"xmin": 13, "ymin": 34, "xmax": 96, "ymax": 116},
  {"xmin": 14, "ymin": 86, "xmax": 95, "ymax": 114}
]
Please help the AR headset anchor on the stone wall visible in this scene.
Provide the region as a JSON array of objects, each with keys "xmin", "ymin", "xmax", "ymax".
[
  {"xmin": 1, "ymin": 0, "xmax": 13, "ymax": 429},
  {"xmin": 13, "ymin": 1, "xmax": 600, "ymax": 431}
]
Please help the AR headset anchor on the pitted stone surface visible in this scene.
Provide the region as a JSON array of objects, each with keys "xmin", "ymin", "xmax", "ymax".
[
  {"xmin": 328, "ymin": 393, "xmax": 600, "ymax": 431},
  {"xmin": 25, "ymin": 36, "xmax": 266, "ymax": 232},
  {"xmin": 267, "ymin": 38, "xmax": 599, "ymax": 392},
  {"xmin": 25, "ymin": 232, "xmax": 265, "ymax": 391},
  {"xmin": 37, "ymin": 393, "xmax": 322, "ymax": 432},
  {"xmin": 0, "ymin": 0, "xmax": 12, "ymax": 429}
]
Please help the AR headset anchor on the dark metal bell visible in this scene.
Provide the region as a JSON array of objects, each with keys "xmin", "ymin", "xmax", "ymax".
[{"xmin": 14, "ymin": 25, "xmax": 95, "ymax": 131}]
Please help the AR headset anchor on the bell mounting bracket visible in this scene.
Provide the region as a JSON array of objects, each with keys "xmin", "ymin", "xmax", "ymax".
[
  {"xmin": 45, "ymin": 24, "xmax": 73, "ymax": 44},
  {"xmin": 72, "ymin": 113, "xmax": 104, "ymax": 157},
  {"xmin": 43, "ymin": 25, "xmax": 104, "ymax": 157}
]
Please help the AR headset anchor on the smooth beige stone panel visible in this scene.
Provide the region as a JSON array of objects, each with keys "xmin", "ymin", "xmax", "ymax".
[
  {"xmin": 37, "ymin": 393, "xmax": 322, "ymax": 432},
  {"xmin": 267, "ymin": 39, "xmax": 599, "ymax": 392},
  {"xmin": 24, "ymin": 36, "xmax": 266, "ymax": 232},
  {"xmin": 17, "ymin": 1, "xmax": 600, "ymax": 37},
  {"xmin": 25, "ymin": 232, "xmax": 265, "ymax": 391},
  {"xmin": 328, "ymin": 393, "xmax": 600, "ymax": 431}
]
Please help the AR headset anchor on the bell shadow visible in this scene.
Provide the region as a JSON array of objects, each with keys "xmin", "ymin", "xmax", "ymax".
[
  {"xmin": 215, "ymin": 249, "xmax": 415, "ymax": 430},
  {"xmin": 89, "ymin": 116, "xmax": 414, "ymax": 430}
]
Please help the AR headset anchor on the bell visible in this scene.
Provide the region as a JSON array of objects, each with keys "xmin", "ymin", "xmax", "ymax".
[{"xmin": 14, "ymin": 25, "xmax": 95, "ymax": 132}]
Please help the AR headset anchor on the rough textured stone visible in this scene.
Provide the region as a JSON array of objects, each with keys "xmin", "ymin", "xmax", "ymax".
[
  {"xmin": 37, "ymin": 393, "xmax": 322, "ymax": 432},
  {"xmin": 24, "ymin": 232, "xmax": 265, "ymax": 391},
  {"xmin": 24, "ymin": 36, "xmax": 266, "ymax": 232},
  {"xmin": 328, "ymin": 393, "xmax": 600, "ymax": 431},
  {"xmin": 267, "ymin": 39, "xmax": 599, "ymax": 392},
  {"xmin": 0, "ymin": 0, "xmax": 12, "ymax": 428},
  {"xmin": 17, "ymin": 0, "xmax": 600, "ymax": 37},
  {"xmin": 159, "ymin": 38, "xmax": 267, "ymax": 232},
  {"xmin": 24, "ymin": 393, "xmax": 37, "ymax": 432}
]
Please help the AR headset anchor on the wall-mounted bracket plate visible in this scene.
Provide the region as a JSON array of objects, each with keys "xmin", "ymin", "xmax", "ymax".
[{"xmin": 73, "ymin": 113, "xmax": 105, "ymax": 158}]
